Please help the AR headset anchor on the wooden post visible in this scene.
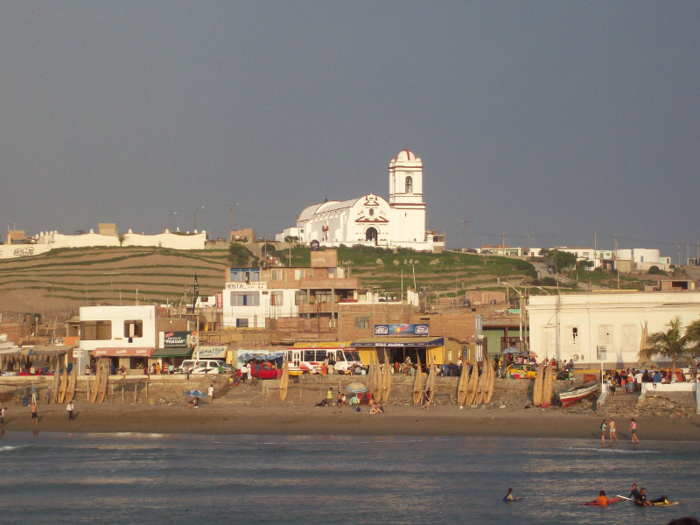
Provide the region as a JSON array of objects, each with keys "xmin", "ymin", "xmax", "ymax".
[
  {"xmin": 133, "ymin": 384, "xmax": 137, "ymax": 404},
  {"xmin": 146, "ymin": 380, "xmax": 149, "ymax": 399}
]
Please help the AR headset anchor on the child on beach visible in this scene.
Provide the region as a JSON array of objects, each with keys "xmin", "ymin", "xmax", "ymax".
[{"xmin": 600, "ymin": 419, "xmax": 607, "ymax": 444}]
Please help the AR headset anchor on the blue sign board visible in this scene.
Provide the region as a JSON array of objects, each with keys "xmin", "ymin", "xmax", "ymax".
[{"xmin": 373, "ymin": 324, "xmax": 429, "ymax": 336}]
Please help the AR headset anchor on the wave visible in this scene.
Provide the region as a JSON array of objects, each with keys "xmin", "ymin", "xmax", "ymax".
[
  {"xmin": 0, "ymin": 445, "xmax": 24, "ymax": 453},
  {"xmin": 556, "ymin": 446, "xmax": 659, "ymax": 454}
]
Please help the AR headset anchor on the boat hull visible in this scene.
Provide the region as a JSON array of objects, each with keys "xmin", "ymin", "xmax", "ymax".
[{"xmin": 559, "ymin": 382, "xmax": 598, "ymax": 408}]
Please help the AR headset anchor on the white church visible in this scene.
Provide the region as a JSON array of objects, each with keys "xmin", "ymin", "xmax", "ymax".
[{"xmin": 277, "ymin": 149, "xmax": 439, "ymax": 252}]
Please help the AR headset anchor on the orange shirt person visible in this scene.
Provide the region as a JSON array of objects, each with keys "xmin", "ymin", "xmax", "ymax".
[{"xmin": 595, "ymin": 490, "xmax": 610, "ymax": 506}]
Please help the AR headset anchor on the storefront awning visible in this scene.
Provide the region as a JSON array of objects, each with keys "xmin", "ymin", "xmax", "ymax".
[
  {"xmin": 152, "ymin": 347, "xmax": 193, "ymax": 358},
  {"xmin": 93, "ymin": 347, "xmax": 154, "ymax": 357},
  {"xmin": 351, "ymin": 337, "xmax": 444, "ymax": 348}
]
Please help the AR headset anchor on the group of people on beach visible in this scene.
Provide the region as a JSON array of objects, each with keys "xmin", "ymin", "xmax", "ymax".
[
  {"xmin": 600, "ymin": 417, "xmax": 639, "ymax": 444},
  {"xmin": 315, "ymin": 388, "xmax": 384, "ymax": 414}
]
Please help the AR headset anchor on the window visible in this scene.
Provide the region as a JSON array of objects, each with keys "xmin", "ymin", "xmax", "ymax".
[
  {"xmin": 314, "ymin": 350, "xmax": 327, "ymax": 361},
  {"xmin": 229, "ymin": 268, "xmax": 260, "ymax": 282},
  {"xmin": 598, "ymin": 325, "xmax": 613, "ymax": 345},
  {"xmin": 355, "ymin": 317, "xmax": 370, "ymax": 329},
  {"xmin": 295, "ymin": 291, "xmax": 308, "ymax": 305},
  {"xmin": 123, "ymin": 320, "xmax": 143, "ymax": 338},
  {"xmin": 271, "ymin": 292, "xmax": 283, "ymax": 306},
  {"xmin": 405, "ymin": 176, "xmax": 413, "ymax": 194},
  {"xmin": 369, "ymin": 209, "xmax": 374, "ymax": 217},
  {"xmin": 328, "ymin": 267, "xmax": 336, "ymax": 278},
  {"xmin": 230, "ymin": 293, "xmax": 260, "ymax": 306},
  {"xmin": 622, "ymin": 324, "xmax": 636, "ymax": 352},
  {"xmin": 271, "ymin": 270, "xmax": 283, "ymax": 280},
  {"xmin": 303, "ymin": 350, "xmax": 315, "ymax": 361},
  {"xmin": 572, "ymin": 327, "xmax": 578, "ymax": 344},
  {"xmin": 236, "ymin": 318, "xmax": 249, "ymax": 328},
  {"xmin": 80, "ymin": 321, "xmax": 112, "ymax": 341},
  {"xmin": 295, "ymin": 269, "xmax": 306, "ymax": 279},
  {"xmin": 315, "ymin": 291, "xmax": 332, "ymax": 303}
]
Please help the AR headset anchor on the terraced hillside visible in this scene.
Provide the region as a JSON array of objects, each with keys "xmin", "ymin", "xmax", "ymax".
[
  {"xmin": 0, "ymin": 247, "xmax": 230, "ymax": 321},
  {"xmin": 0, "ymin": 244, "xmax": 542, "ymax": 322}
]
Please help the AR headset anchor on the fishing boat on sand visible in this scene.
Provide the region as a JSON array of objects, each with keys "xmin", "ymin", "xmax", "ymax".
[{"xmin": 558, "ymin": 380, "xmax": 599, "ymax": 408}]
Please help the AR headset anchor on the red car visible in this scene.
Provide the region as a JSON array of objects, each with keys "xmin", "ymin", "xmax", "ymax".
[{"xmin": 248, "ymin": 362, "xmax": 282, "ymax": 380}]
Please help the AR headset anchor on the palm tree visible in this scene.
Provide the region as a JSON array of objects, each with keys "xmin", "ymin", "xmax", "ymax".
[{"xmin": 639, "ymin": 316, "xmax": 695, "ymax": 379}]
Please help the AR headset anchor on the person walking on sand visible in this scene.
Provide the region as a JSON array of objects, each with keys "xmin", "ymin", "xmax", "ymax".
[
  {"xmin": 609, "ymin": 417, "xmax": 618, "ymax": 444},
  {"xmin": 30, "ymin": 402, "xmax": 38, "ymax": 425},
  {"xmin": 630, "ymin": 418, "xmax": 639, "ymax": 443},
  {"xmin": 0, "ymin": 407, "xmax": 6, "ymax": 431},
  {"xmin": 67, "ymin": 401, "xmax": 75, "ymax": 420},
  {"xmin": 207, "ymin": 384, "xmax": 215, "ymax": 404},
  {"xmin": 600, "ymin": 419, "xmax": 607, "ymax": 444},
  {"xmin": 326, "ymin": 388, "xmax": 334, "ymax": 406}
]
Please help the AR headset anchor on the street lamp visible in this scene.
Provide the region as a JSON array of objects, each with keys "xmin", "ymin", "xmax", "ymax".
[
  {"xmin": 166, "ymin": 212, "xmax": 177, "ymax": 232},
  {"xmin": 502, "ymin": 281, "xmax": 525, "ymax": 349},
  {"xmin": 228, "ymin": 203, "xmax": 239, "ymax": 241},
  {"xmin": 456, "ymin": 219, "xmax": 474, "ymax": 251},
  {"xmin": 193, "ymin": 206, "xmax": 205, "ymax": 232}
]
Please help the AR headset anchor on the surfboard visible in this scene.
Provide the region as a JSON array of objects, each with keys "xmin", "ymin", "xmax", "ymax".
[{"xmin": 653, "ymin": 501, "xmax": 679, "ymax": 507}]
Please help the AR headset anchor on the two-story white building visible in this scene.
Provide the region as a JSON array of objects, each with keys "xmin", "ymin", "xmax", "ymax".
[{"xmin": 527, "ymin": 292, "xmax": 700, "ymax": 368}]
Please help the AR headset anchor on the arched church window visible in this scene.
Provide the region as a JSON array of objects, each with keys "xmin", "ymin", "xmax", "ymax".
[
  {"xmin": 405, "ymin": 176, "xmax": 413, "ymax": 194},
  {"xmin": 369, "ymin": 209, "xmax": 374, "ymax": 217}
]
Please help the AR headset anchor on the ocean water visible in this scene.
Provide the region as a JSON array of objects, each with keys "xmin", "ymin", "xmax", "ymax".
[{"xmin": 0, "ymin": 432, "xmax": 697, "ymax": 524}]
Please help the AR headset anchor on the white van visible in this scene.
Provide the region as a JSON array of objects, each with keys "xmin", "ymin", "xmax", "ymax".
[{"xmin": 177, "ymin": 359, "xmax": 232, "ymax": 375}]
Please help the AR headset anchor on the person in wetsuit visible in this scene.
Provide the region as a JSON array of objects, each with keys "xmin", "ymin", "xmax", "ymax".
[
  {"xmin": 629, "ymin": 483, "xmax": 641, "ymax": 501},
  {"xmin": 634, "ymin": 487, "xmax": 669, "ymax": 506},
  {"xmin": 503, "ymin": 488, "xmax": 521, "ymax": 502}
]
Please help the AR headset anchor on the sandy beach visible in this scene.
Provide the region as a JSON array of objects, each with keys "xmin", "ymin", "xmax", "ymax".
[{"xmin": 3, "ymin": 403, "xmax": 699, "ymax": 441}]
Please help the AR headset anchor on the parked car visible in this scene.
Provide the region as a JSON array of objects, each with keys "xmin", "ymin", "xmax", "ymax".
[
  {"xmin": 248, "ymin": 362, "xmax": 283, "ymax": 380},
  {"xmin": 177, "ymin": 359, "xmax": 232, "ymax": 375},
  {"xmin": 505, "ymin": 363, "xmax": 537, "ymax": 379}
]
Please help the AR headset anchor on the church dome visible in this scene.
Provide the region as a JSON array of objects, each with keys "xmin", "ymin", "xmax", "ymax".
[{"xmin": 394, "ymin": 149, "xmax": 416, "ymax": 162}]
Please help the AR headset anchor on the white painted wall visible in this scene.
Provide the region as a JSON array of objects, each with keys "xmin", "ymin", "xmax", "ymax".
[
  {"xmin": 527, "ymin": 292, "xmax": 700, "ymax": 367},
  {"xmin": 78, "ymin": 305, "xmax": 157, "ymax": 353}
]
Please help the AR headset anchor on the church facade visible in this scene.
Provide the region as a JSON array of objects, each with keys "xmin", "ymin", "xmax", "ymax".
[{"xmin": 277, "ymin": 149, "xmax": 437, "ymax": 251}]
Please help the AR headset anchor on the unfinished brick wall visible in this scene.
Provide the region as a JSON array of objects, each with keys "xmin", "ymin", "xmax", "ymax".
[
  {"xmin": 338, "ymin": 303, "xmax": 415, "ymax": 340},
  {"xmin": 0, "ymin": 323, "xmax": 28, "ymax": 344},
  {"xmin": 311, "ymin": 250, "xmax": 338, "ymax": 268},
  {"xmin": 407, "ymin": 312, "xmax": 477, "ymax": 343}
]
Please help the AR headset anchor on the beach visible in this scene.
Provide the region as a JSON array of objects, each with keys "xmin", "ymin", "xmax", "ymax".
[{"xmin": 4, "ymin": 403, "xmax": 699, "ymax": 441}]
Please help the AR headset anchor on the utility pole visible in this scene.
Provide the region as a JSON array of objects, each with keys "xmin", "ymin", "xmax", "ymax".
[
  {"xmin": 687, "ymin": 242, "xmax": 690, "ymax": 266},
  {"xmin": 457, "ymin": 219, "xmax": 473, "ymax": 251},
  {"xmin": 502, "ymin": 231, "xmax": 506, "ymax": 253},
  {"xmin": 525, "ymin": 232, "xmax": 532, "ymax": 259},
  {"xmin": 674, "ymin": 243, "xmax": 681, "ymax": 267},
  {"xmin": 614, "ymin": 235, "xmax": 619, "ymax": 289}
]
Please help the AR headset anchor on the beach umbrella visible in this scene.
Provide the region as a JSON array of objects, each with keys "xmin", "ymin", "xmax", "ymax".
[
  {"xmin": 501, "ymin": 347, "xmax": 519, "ymax": 355},
  {"xmin": 184, "ymin": 389, "xmax": 207, "ymax": 398},
  {"xmin": 346, "ymin": 382, "xmax": 368, "ymax": 393}
]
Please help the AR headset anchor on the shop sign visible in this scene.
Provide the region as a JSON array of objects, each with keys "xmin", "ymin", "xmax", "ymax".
[
  {"xmin": 225, "ymin": 282, "xmax": 267, "ymax": 290},
  {"xmin": 163, "ymin": 331, "xmax": 190, "ymax": 348},
  {"xmin": 374, "ymin": 324, "xmax": 429, "ymax": 336}
]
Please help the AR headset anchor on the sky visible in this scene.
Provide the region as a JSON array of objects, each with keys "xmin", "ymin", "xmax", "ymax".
[{"xmin": 1, "ymin": 2, "xmax": 698, "ymax": 259}]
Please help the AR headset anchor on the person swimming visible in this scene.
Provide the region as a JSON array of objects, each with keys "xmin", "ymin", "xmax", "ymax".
[{"xmin": 502, "ymin": 488, "xmax": 521, "ymax": 502}]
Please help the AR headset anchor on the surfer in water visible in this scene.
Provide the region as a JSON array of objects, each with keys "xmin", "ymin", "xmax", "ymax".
[
  {"xmin": 634, "ymin": 487, "xmax": 669, "ymax": 506},
  {"xmin": 591, "ymin": 490, "xmax": 610, "ymax": 506},
  {"xmin": 502, "ymin": 488, "xmax": 522, "ymax": 502}
]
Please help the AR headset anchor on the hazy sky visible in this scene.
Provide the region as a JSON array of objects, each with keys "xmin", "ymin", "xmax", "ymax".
[{"xmin": 1, "ymin": 2, "xmax": 698, "ymax": 257}]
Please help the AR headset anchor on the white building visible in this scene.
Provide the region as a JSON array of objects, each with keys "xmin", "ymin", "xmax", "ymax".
[
  {"xmin": 527, "ymin": 292, "xmax": 700, "ymax": 367},
  {"xmin": 277, "ymin": 149, "xmax": 435, "ymax": 251},
  {"xmin": 77, "ymin": 305, "xmax": 158, "ymax": 372}
]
